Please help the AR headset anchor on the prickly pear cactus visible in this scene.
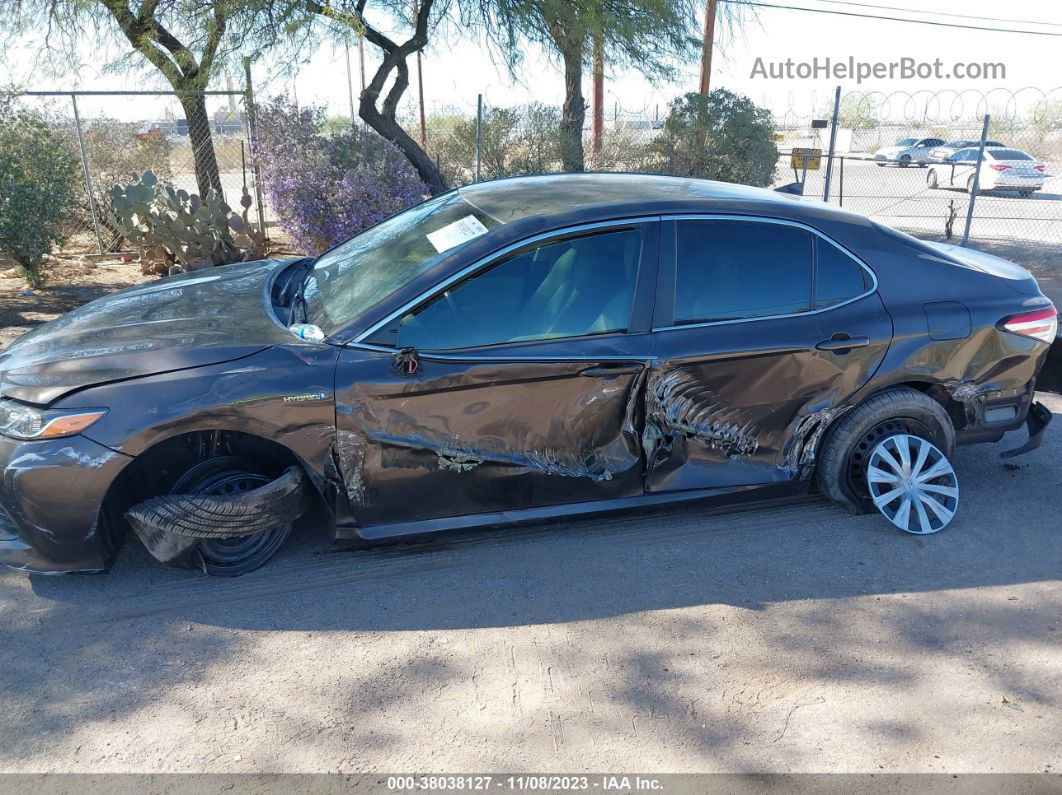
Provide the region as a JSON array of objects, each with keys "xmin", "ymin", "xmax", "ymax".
[{"xmin": 106, "ymin": 170, "xmax": 266, "ymax": 276}]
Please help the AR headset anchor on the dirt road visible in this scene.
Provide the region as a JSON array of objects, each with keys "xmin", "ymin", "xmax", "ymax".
[{"xmin": 1, "ymin": 395, "xmax": 1060, "ymax": 774}]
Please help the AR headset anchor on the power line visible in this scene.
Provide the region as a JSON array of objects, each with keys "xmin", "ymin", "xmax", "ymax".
[
  {"xmin": 720, "ymin": 0, "xmax": 1062, "ymax": 35},
  {"xmin": 791, "ymin": 0, "xmax": 1062, "ymax": 28}
]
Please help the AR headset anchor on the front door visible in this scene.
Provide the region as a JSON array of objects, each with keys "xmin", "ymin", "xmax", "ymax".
[
  {"xmin": 645, "ymin": 217, "xmax": 893, "ymax": 493},
  {"xmin": 333, "ymin": 221, "xmax": 659, "ymax": 532}
]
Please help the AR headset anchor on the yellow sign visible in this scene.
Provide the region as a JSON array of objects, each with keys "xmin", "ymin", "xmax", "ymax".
[{"xmin": 791, "ymin": 147, "xmax": 822, "ymax": 171}]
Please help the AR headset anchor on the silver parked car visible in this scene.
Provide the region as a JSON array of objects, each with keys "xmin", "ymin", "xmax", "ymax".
[
  {"xmin": 874, "ymin": 137, "xmax": 946, "ymax": 167},
  {"xmin": 926, "ymin": 147, "xmax": 1048, "ymax": 197},
  {"xmin": 928, "ymin": 139, "xmax": 1005, "ymax": 162}
]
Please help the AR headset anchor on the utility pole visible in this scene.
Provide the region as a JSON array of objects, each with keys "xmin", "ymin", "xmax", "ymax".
[
  {"xmin": 358, "ymin": 36, "xmax": 366, "ymax": 92},
  {"xmin": 591, "ymin": 32, "xmax": 604, "ymax": 156},
  {"xmin": 413, "ymin": 0, "xmax": 427, "ymax": 147},
  {"xmin": 345, "ymin": 41, "xmax": 357, "ymax": 128},
  {"xmin": 699, "ymin": 0, "xmax": 718, "ymax": 96}
]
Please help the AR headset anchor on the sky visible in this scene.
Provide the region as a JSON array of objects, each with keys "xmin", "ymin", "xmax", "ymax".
[{"xmin": 2, "ymin": 0, "xmax": 1061, "ymax": 123}]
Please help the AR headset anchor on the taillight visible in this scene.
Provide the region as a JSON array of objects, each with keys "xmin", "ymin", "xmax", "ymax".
[
  {"xmin": 989, "ymin": 164, "xmax": 1010, "ymax": 171},
  {"xmin": 1001, "ymin": 306, "xmax": 1057, "ymax": 343},
  {"xmin": 1034, "ymin": 165, "xmax": 1046, "ymax": 173}
]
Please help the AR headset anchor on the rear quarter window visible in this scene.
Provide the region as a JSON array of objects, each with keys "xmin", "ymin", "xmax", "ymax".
[{"xmin": 815, "ymin": 241, "xmax": 871, "ymax": 308}]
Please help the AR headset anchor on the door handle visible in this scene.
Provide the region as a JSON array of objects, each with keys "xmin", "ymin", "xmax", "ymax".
[
  {"xmin": 579, "ymin": 363, "xmax": 643, "ymax": 377},
  {"xmin": 816, "ymin": 334, "xmax": 871, "ymax": 352}
]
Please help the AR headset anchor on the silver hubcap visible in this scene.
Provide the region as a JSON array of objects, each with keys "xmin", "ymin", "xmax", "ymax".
[{"xmin": 867, "ymin": 434, "xmax": 958, "ymax": 534}]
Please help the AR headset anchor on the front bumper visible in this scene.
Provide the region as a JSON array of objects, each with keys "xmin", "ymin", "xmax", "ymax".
[{"xmin": 0, "ymin": 434, "xmax": 133, "ymax": 573}]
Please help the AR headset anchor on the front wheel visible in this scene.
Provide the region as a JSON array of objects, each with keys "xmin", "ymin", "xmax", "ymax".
[
  {"xmin": 816, "ymin": 387, "xmax": 956, "ymax": 523},
  {"xmin": 169, "ymin": 456, "xmax": 294, "ymax": 576},
  {"xmin": 927, "ymin": 170, "xmax": 939, "ymax": 188}
]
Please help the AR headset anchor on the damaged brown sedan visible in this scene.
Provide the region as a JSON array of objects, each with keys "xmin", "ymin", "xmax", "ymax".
[{"xmin": 0, "ymin": 174, "xmax": 1055, "ymax": 575}]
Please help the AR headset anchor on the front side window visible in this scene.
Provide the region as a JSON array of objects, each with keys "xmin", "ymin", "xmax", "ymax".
[
  {"xmin": 674, "ymin": 220, "xmax": 814, "ymax": 324},
  {"xmin": 389, "ymin": 228, "xmax": 643, "ymax": 350},
  {"xmin": 302, "ymin": 192, "xmax": 502, "ymax": 334}
]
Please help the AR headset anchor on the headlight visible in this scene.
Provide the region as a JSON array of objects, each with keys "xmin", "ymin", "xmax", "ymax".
[{"xmin": 0, "ymin": 401, "xmax": 107, "ymax": 441}]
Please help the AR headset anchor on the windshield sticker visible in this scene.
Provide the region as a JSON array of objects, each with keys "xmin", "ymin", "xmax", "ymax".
[{"xmin": 426, "ymin": 215, "xmax": 489, "ymax": 253}]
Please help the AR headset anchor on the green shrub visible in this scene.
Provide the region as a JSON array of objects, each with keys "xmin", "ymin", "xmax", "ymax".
[
  {"xmin": 424, "ymin": 103, "xmax": 563, "ymax": 184},
  {"xmin": 653, "ymin": 90, "xmax": 778, "ymax": 187},
  {"xmin": 0, "ymin": 97, "xmax": 80, "ymax": 286}
]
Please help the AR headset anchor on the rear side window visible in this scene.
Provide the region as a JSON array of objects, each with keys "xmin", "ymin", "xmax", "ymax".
[
  {"xmin": 815, "ymin": 240, "xmax": 870, "ymax": 308},
  {"xmin": 674, "ymin": 220, "xmax": 814, "ymax": 324}
]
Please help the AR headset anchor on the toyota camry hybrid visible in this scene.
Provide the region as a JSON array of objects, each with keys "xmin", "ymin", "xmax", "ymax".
[{"xmin": 0, "ymin": 174, "xmax": 1055, "ymax": 576}]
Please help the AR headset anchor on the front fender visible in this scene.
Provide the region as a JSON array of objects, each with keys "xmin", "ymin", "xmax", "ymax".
[{"xmin": 56, "ymin": 346, "xmax": 341, "ymax": 487}]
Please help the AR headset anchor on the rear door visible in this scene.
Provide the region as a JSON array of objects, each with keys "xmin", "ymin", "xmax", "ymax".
[
  {"xmin": 645, "ymin": 216, "xmax": 893, "ymax": 493},
  {"xmin": 333, "ymin": 220, "xmax": 659, "ymax": 532}
]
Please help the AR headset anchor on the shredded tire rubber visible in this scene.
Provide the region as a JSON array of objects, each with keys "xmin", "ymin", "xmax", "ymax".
[{"xmin": 125, "ymin": 466, "xmax": 311, "ymax": 539}]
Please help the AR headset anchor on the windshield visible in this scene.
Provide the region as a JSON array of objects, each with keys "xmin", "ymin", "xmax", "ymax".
[
  {"xmin": 988, "ymin": 149, "xmax": 1032, "ymax": 161},
  {"xmin": 302, "ymin": 192, "xmax": 502, "ymax": 333}
]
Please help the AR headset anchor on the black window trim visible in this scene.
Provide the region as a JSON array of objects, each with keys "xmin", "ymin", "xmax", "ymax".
[
  {"xmin": 352, "ymin": 216, "xmax": 661, "ymax": 352},
  {"xmin": 652, "ymin": 214, "xmax": 879, "ymax": 333}
]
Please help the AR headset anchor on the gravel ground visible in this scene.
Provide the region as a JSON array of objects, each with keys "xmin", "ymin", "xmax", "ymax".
[{"xmin": 1, "ymin": 393, "xmax": 1060, "ymax": 774}]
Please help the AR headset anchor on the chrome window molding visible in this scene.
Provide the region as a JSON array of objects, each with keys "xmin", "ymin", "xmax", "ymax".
[
  {"xmin": 652, "ymin": 213, "xmax": 879, "ymax": 333},
  {"xmin": 352, "ymin": 216, "xmax": 661, "ymax": 345},
  {"xmin": 348, "ymin": 341, "xmax": 655, "ymax": 364}
]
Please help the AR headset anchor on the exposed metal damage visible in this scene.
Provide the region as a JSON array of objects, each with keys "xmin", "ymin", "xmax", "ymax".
[
  {"xmin": 643, "ymin": 369, "xmax": 761, "ymax": 463},
  {"xmin": 124, "ymin": 466, "xmax": 311, "ymax": 566},
  {"xmin": 365, "ymin": 425, "xmax": 616, "ymax": 482},
  {"xmin": 782, "ymin": 405, "xmax": 853, "ymax": 478},
  {"xmin": 329, "ymin": 430, "xmax": 367, "ymax": 505}
]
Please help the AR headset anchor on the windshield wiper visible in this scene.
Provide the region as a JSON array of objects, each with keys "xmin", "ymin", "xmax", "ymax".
[{"xmin": 283, "ymin": 259, "xmax": 315, "ymax": 325}]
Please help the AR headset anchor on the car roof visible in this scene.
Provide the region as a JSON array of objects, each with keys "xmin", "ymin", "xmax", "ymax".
[{"xmin": 455, "ymin": 173, "xmax": 868, "ymax": 229}]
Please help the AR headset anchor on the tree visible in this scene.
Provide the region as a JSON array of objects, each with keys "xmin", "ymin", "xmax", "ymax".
[
  {"xmin": 0, "ymin": 1, "xmax": 274, "ymax": 197},
  {"xmin": 476, "ymin": 0, "xmax": 700, "ymax": 172},
  {"xmin": 653, "ymin": 89, "xmax": 778, "ymax": 187},
  {"xmin": 0, "ymin": 96, "xmax": 79, "ymax": 286},
  {"xmin": 303, "ymin": 0, "xmax": 450, "ymax": 194}
]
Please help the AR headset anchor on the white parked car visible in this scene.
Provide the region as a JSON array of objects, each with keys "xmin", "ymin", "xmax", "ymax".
[
  {"xmin": 874, "ymin": 137, "xmax": 946, "ymax": 167},
  {"xmin": 926, "ymin": 147, "xmax": 1048, "ymax": 197},
  {"xmin": 928, "ymin": 139, "xmax": 1005, "ymax": 162}
]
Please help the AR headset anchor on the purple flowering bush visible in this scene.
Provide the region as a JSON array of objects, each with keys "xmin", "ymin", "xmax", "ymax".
[{"xmin": 255, "ymin": 98, "xmax": 426, "ymax": 254}]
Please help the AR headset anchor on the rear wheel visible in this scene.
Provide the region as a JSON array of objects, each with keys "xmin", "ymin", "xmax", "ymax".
[
  {"xmin": 967, "ymin": 174, "xmax": 977, "ymax": 193},
  {"xmin": 866, "ymin": 434, "xmax": 958, "ymax": 534},
  {"xmin": 170, "ymin": 456, "xmax": 293, "ymax": 576},
  {"xmin": 816, "ymin": 387, "xmax": 956, "ymax": 518}
]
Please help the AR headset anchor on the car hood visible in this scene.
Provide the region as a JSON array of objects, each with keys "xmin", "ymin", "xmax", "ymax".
[
  {"xmin": 0, "ymin": 258, "xmax": 297, "ymax": 405},
  {"xmin": 876, "ymin": 146, "xmax": 905, "ymax": 155}
]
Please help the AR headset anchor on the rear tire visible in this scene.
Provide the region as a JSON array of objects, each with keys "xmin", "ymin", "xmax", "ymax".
[
  {"xmin": 170, "ymin": 455, "xmax": 293, "ymax": 576},
  {"xmin": 967, "ymin": 174, "xmax": 977, "ymax": 193},
  {"xmin": 816, "ymin": 387, "xmax": 955, "ymax": 513}
]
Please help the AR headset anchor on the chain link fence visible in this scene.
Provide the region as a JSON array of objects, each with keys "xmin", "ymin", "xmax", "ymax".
[
  {"xmin": 774, "ymin": 89, "xmax": 1062, "ymax": 257},
  {"xmin": 7, "ymin": 90, "xmax": 267, "ymax": 261},
  {"xmin": 5, "ymin": 86, "xmax": 1060, "ymax": 265},
  {"xmin": 402, "ymin": 88, "xmax": 1060, "ymax": 258}
]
